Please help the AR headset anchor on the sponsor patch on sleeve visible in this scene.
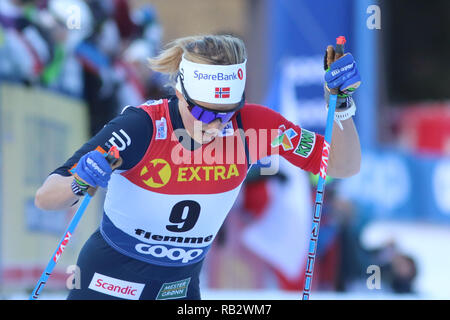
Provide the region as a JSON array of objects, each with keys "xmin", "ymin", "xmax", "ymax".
[
  {"xmin": 294, "ymin": 128, "xmax": 316, "ymax": 158},
  {"xmin": 271, "ymin": 125, "xmax": 298, "ymax": 151}
]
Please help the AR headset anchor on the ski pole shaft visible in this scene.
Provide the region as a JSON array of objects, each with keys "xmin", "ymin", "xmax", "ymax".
[
  {"xmin": 302, "ymin": 36, "xmax": 346, "ymax": 300},
  {"xmin": 30, "ymin": 146, "xmax": 121, "ymax": 300}
]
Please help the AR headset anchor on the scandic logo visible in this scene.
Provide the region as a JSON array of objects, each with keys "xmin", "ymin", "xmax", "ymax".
[
  {"xmin": 88, "ymin": 273, "xmax": 145, "ymax": 300},
  {"xmin": 53, "ymin": 231, "xmax": 72, "ymax": 263}
]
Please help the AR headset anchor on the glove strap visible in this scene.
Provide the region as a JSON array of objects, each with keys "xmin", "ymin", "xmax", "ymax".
[
  {"xmin": 324, "ymin": 83, "xmax": 350, "ymax": 109},
  {"xmin": 324, "ymin": 83, "xmax": 356, "ymax": 130},
  {"xmin": 333, "ymin": 98, "xmax": 356, "ymax": 130}
]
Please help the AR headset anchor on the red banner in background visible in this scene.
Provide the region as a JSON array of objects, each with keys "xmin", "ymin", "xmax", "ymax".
[{"xmin": 397, "ymin": 103, "xmax": 450, "ymax": 156}]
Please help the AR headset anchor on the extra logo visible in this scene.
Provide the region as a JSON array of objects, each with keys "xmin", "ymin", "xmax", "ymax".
[
  {"xmin": 177, "ymin": 164, "xmax": 239, "ymax": 182},
  {"xmin": 271, "ymin": 125, "xmax": 298, "ymax": 151},
  {"xmin": 294, "ymin": 129, "xmax": 316, "ymax": 158},
  {"xmin": 140, "ymin": 159, "xmax": 172, "ymax": 188},
  {"xmin": 140, "ymin": 159, "xmax": 241, "ymax": 188},
  {"xmin": 88, "ymin": 273, "xmax": 145, "ymax": 300},
  {"xmin": 53, "ymin": 231, "xmax": 72, "ymax": 263}
]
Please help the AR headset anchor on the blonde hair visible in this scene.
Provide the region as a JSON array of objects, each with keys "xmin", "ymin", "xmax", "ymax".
[{"xmin": 148, "ymin": 34, "xmax": 247, "ymax": 88}]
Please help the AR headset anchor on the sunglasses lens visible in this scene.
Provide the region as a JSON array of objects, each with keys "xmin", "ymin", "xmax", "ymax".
[
  {"xmin": 189, "ymin": 105, "xmax": 205, "ymax": 119},
  {"xmin": 199, "ymin": 111, "xmax": 218, "ymax": 124},
  {"xmin": 214, "ymin": 112, "xmax": 235, "ymax": 123},
  {"xmin": 189, "ymin": 105, "xmax": 235, "ymax": 124}
]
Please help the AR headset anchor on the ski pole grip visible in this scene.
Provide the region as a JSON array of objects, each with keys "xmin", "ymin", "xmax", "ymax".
[
  {"xmin": 84, "ymin": 146, "xmax": 122, "ymax": 196},
  {"xmin": 105, "ymin": 145, "xmax": 123, "ymax": 170},
  {"xmin": 329, "ymin": 36, "xmax": 346, "ymax": 94},
  {"xmin": 335, "ymin": 36, "xmax": 346, "ymax": 59}
]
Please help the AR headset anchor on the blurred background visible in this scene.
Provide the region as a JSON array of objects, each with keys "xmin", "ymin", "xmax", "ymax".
[{"xmin": 0, "ymin": 0, "xmax": 449, "ymax": 300}]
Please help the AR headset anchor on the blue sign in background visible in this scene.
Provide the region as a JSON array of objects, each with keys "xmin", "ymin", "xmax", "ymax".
[
  {"xmin": 265, "ymin": 0, "xmax": 354, "ymax": 134},
  {"xmin": 339, "ymin": 149, "xmax": 450, "ymax": 223}
]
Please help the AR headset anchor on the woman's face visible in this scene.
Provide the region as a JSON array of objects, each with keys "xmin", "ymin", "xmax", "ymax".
[{"xmin": 176, "ymin": 90, "xmax": 237, "ymax": 144}]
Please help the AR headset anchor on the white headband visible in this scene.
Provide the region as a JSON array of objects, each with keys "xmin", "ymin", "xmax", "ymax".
[{"xmin": 176, "ymin": 54, "xmax": 246, "ymax": 104}]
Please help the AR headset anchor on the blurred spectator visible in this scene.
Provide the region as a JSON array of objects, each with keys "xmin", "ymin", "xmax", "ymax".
[
  {"xmin": 114, "ymin": 4, "xmax": 168, "ymax": 111},
  {"xmin": 113, "ymin": 0, "xmax": 138, "ymax": 42},
  {"xmin": 366, "ymin": 240, "xmax": 418, "ymax": 293},
  {"xmin": 74, "ymin": 0, "xmax": 121, "ymax": 135},
  {"xmin": 0, "ymin": 0, "xmax": 167, "ymax": 136},
  {"xmin": 74, "ymin": 0, "xmax": 167, "ymax": 135},
  {"xmin": 115, "ymin": 39, "xmax": 169, "ymax": 112},
  {"xmin": 131, "ymin": 4, "xmax": 162, "ymax": 57},
  {"xmin": 39, "ymin": 0, "xmax": 93, "ymax": 97},
  {"xmin": 316, "ymin": 179, "xmax": 419, "ymax": 294},
  {"xmin": 310, "ymin": 175, "xmax": 368, "ymax": 292},
  {"xmin": 331, "ymin": 185, "xmax": 366, "ymax": 292},
  {"xmin": 0, "ymin": 0, "xmax": 51, "ymax": 84},
  {"xmin": 388, "ymin": 253, "xmax": 417, "ymax": 293}
]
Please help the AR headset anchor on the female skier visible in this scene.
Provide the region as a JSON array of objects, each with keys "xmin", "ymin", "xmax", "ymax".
[{"xmin": 35, "ymin": 34, "xmax": 361, "ymax": 299}]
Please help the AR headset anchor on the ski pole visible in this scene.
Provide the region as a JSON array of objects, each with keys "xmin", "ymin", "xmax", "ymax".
[
  {"xmin": 302, "ymin": 36, "xmax": 346, "ymax": 300},
  {"xmin": 30, "ymin": 146, "xmax": 122, "ymax": 300}
]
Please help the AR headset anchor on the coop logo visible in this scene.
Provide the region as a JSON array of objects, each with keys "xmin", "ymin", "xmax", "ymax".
[
  {"xmin": 135, "ymin": 244, "xmax": 203, "ymax": 263},
  {"xmin": 53, "ymin": 231, "xmax": 72, "ymax": 263},
  {"xmin": 88, "ymin": 273, "xmax": 145, "ymax": 300},
  {"xmin": 140, "ymin": 159, "xmax": 172, "ymax": 188},
  {"xmin": 194, "ymin": 70, "xmax": 239, "ymax": 81},
  {"xmin": 319, "ymin": 141, "xmax": 331, "ymax": 179}
]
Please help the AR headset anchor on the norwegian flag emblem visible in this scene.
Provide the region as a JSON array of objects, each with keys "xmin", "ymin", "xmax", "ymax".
[{"xmin": 215, "ymin": 87, "xmax": 230, "ymax": 98}]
